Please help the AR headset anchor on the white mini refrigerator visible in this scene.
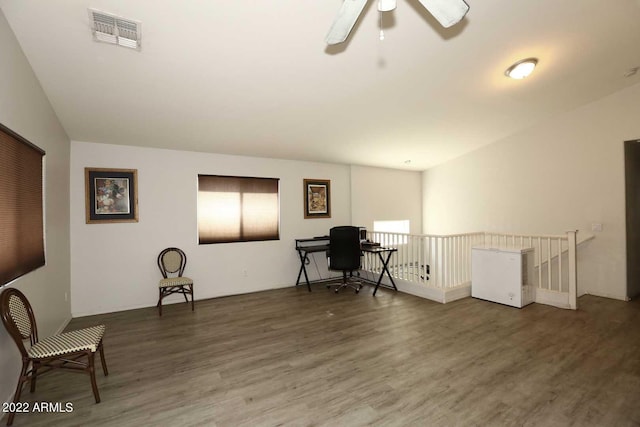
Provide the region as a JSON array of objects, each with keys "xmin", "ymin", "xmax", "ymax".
[{"xmin": 471, "ymin": 246, "xmax": 535, "ymax": 308}]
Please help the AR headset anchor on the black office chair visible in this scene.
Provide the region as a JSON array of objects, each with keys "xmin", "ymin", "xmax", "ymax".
[{"xmin": 327, "ymin": 226, "xmax": 362, "ymax": 293}]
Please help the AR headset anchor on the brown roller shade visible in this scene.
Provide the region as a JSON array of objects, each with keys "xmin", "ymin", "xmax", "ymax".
[
  {"xmin": 0, "ymin": 123, "xmax": 45, "ymax": 286},
  {"xmin": 198, "ymin": 175, "xmax": 280, "ymax": 244}
]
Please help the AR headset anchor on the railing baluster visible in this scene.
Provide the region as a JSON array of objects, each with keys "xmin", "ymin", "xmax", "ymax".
[
  {"xmin": 420, "ymin": 236, "xmax": 424, "ymax": 284},
  {"xmin": 410, "ymin": 234, "xmax": 414, "ymax": 281},
  {"xmin": 442, "ymin": 237, "xmax": 447, "ymax": 288},
  {"xmin": 443, "ymin": 237, "xmax": 448, "ymax": 288},
  {"xmin": 405, "ymin": 233, "xmax": 409, "ymax": 281},
  {"xmin": 436, "ymin": 237, "xmax": 441, "ymax": 288},
  {"xmin": 557, "ymin": 238, "xmax": 563, "ymax": 292},
  {"xmin": 426, "ymin": 237, "xmax": 430, "ymax": 286},
  {"xmin": 447, "ymin": 236, "xmax": 456, "ymax": 288},
  {"xmin": 537, "ymin": 237, "xmax": 542, "ymax": 290},
  {"xmin": 455, "ymin": 236, "xmax": 460, "ymax": 286},
  {"xmin": 416, "ymin": 236, "xmax": 420, "ymax": 283},
  {"xmin": 547, "ymin": 238, "xmax": 552, "ymax": 290},
  {"xmin": 426, "ymin": 236, "xmax": 430, "ymax": 284},
  {"xmin": 452, "ymin": 236, "xmax": 456, "ymax": 287},
  {"xmin": 407, "ymin": 234, "xmax": 411, "ymax": 281},
  {"xmin": 567, "ymin": 230, "xmax": 578, "ymax": 310},
  {"xmin": 447, "ymin": 236, "xmax": 451, "ymax": 287},
  {"xmin": 448, "ymin": 237, "xmax": 453, "ymax": 288},
  {"xmin": 396, "ymin": 233, "xmax": 401, "ymax": 279}
]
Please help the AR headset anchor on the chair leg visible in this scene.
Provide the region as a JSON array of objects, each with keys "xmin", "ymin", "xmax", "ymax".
[
  {"xmin": 334, "ymin": 272, "xmax": 349, "ymax": 293},
  {"xmin": 7, "ymin": 360, "xmax": 29, "ymax": 426},
  {"xmin": 182, "ymin": 286, "xmax": 189, "ymax": 303},
  {"xmin": 158, "ymin": 288, "xmax": 163, "ymax": 316},
  {"xmin": 30, "ymin": 361, "xmax": 39, "ymax": 393},
  {"xmin": 333, "ymin": 271, "xmax": 361, "ymax": 293},
  {"xmin": 191, "ymin": 285, "xmax": 194, "ymax": 311},
  {"xmin": 88, "ymin": 352, "xmax": 101, "ymax": 404},
  {"xmin": 99, "ymin": 342, "xmax": 109, "ymax": 376}
]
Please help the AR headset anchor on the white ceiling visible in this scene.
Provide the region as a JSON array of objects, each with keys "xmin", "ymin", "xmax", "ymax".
[{"xmin": 1, "ymin": 0, "xmax": 639, "ymax": 170}]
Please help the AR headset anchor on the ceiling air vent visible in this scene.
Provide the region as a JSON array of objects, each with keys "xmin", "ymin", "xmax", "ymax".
[{"xmin": 89, "ymin": 9, "xmax": 141, "ymax": 50}]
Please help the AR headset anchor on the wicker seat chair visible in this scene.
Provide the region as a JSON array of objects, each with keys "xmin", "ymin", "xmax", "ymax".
[
  {"xmin": 157, "ymin": 247, "xmax": 194, "ymax": 316},
  {"xmin": 0, "ymin": 288, "xmax": 108, "ymax": 426}
]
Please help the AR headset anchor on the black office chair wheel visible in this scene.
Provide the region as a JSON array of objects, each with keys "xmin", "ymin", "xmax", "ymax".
[
  {"xmin": 355, "ymin": 288, "xmax": 360, "ymax": 293},
  {"xmin": 334, "ymin": 288, "xmax": 339, "ymax": 293}
]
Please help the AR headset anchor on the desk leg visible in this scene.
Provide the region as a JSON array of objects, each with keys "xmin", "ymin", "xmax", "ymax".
[
  {"xmin": 373, "ymin": 251, "xmax": 398, "ymax": 296},
  {"xmin": 295, "ymin": 250, "xmax": 312, "ymax": 292}
]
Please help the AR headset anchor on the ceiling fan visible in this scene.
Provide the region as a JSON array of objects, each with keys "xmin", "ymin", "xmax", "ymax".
[{"xmin": 325, "ymin": 0, "xmax": 470, "ymax": 45}]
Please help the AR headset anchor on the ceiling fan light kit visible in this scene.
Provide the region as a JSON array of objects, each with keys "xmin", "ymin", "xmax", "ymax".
[
  {"xmin": 378, "ymin": 0, "xmax": 397, "ymax": 12},
  {"xmin": 505, "ymin": 58, "xmax": 539, "ymax": 79},
  {"xmin": 325, "ymin": 0, "xmax": 469, "ymax": 45}
]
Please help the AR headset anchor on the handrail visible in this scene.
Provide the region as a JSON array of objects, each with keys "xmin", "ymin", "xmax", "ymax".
[
  {"xmin": 368, "ymin": 231, "xmax": 574, "ymax": 240},
  {"xmin": 370, "ymin": 231, "xmax": 483, "ymax": 239},
  {"xmin": 533, "ymin": 233, "xmax": 594, "ymax": 268}
]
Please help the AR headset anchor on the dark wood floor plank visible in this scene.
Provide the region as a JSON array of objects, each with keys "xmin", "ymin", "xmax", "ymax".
[{"xmin": 6, "ymin": 284, "xmax": 640, "ymax": 426}]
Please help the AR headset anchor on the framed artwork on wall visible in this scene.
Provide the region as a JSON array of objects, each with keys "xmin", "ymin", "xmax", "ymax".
[
  {"xmin": 85, "ymin": 167, "xmax": 138, "ymax": 224},
  {"xmin": 303, "ymin": 179, "xmax": 331, "ymax": 219}
]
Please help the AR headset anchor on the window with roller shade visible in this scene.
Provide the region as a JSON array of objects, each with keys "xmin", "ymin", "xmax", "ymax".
[
  {"xmin": 197, "ymin": 175, "xmax": 280, "ymax": 244},
  {"xmin": 0, "ymin": 123, "xmax": 45, "ymax": 287}
]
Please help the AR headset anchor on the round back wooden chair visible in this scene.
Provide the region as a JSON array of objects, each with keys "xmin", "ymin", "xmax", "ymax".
[
  {"xmin": 0, "ymin": 288, "xmax": 108, "ymax": 426},
  {"xmin": 157, "ymin": 247, "xmax": 194, "ymax": 316}
]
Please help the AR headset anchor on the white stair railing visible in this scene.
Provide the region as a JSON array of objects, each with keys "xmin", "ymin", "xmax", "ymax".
[{"xmin": 362, "ymin": 230, "xmax": 584, "ymax": 310}]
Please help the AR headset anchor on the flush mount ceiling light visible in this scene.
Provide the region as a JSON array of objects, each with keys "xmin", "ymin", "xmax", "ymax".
[
  {"xmin": 89, "ymin": 9, "xmax": 141, "ymax": 50},
  {"xmin": 505, "ymin": 58, "xmax": 538, "ymax": 79}
]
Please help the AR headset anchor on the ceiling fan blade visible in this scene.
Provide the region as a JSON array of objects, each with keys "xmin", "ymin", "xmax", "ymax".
[
  {"xmin": 417, "ymin": 0, "xmax": 469, "ymax": 28},
  {"xmin": 325, "ymin": 0, "xmax": 369, "ymax": 45},
  {"xmin": 378, "ymin": 0, "xmax": 396, "ymax": 12}
]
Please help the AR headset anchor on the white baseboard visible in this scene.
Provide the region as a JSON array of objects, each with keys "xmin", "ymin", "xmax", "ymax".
[
  {"xmin": 371, "ymin": 273, "xmax": 476, "ymax": 306},
  {"xmin": 535, "ymin": 288, "xmax": 571, "ymax": 309},
  {"xmin": 363, "ymin": 274, "xmax": 473, "ymax": 305},
  {"xmin": 443, "ymin": 282, "xmax": 471, "ymax": 303},
  {"xmin": 72, "ymin": 301, "xmax": 156, "ymax": 317},
  {"xmin": 397, "ymin": 280, "xmax": 445, "ymax": 303},
  {"xmin": 55, "ymin": 316, "xmax": 72, "ymax": 334},
  {"xmin": 72, "ymin": 281, "xmax": 316, "ymax": 317},
  {"xmin": 581, "ymin": 290, "xmax": 628, "ymax": 302},
  {"xmin": 374, "ymin": 276, "xmax": 580, "ymax": 311}
]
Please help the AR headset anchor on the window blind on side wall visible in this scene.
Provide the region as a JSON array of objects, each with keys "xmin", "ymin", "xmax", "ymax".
[
  {"xmin": 198, "ymin": 175, "xmax": 280, "ymax": 244},
  {"xmin": 0, "ymin": 124, "xmax": 45, "ymax": 286}
]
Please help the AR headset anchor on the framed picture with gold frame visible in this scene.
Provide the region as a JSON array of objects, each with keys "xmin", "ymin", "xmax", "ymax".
[
  {"xmin": 303, "ymin": 179, "xmax": 330, "ymax": 219},
  {"xmin": 85, "ymin": 167, "xmax": 138, "ymax": 224}
]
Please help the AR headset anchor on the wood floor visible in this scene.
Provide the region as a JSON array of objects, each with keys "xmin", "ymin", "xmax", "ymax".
[{"xmin": 6, "ymin": 285, "xmax": 640, "ymax": 427}]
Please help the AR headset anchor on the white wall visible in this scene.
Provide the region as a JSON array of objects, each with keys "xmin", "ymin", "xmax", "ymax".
[
  {"xmin": 70, "ymin": 142, "xmax": 354, "ymax": 316},
  {"xmin": 423, "ymin": 82, "xmax": 640, "ymax": 301},
  {"xmin": 350, "ymin": 165, "xmax": 422, "ymax": 234},
  {"xmin": 0, "ymin": 10, "xmax": 71, "ymax": 407}
]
